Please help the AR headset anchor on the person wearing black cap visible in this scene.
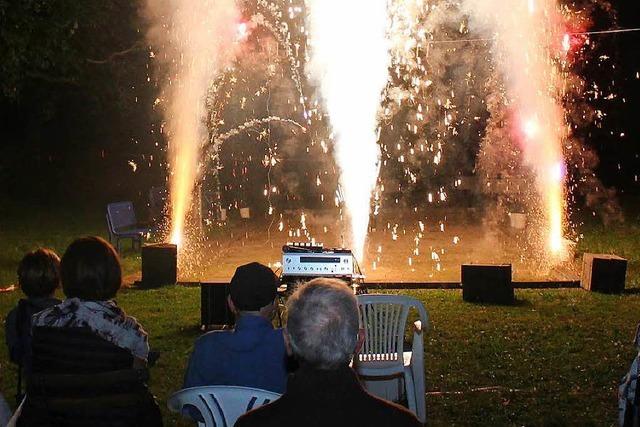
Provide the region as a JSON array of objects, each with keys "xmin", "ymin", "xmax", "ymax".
[{"xmin": 183, "ymin": 262, "xmax": 287, "ymax": 395}]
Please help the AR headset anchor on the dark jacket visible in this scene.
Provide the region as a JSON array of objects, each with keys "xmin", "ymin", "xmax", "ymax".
[
  {"xmin": 184, "ymin": 314, "xmax": 287, "ymax": 392},
  {"xmin": 5, "ymin": 297, "xmax": 61, "ymax": 373},
  {"xmin": 235, "ymin": 365, "xmax": 422, "ymax": 427}
]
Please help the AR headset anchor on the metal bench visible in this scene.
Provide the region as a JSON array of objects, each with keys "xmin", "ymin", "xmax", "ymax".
[{"xmin": 106, "ymin": 202, "xmax": 150, "ymax": 252}]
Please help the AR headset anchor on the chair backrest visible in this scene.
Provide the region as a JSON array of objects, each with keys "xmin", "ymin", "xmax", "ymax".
[
  {"xmin": 107, "ymin": 202, "xmax": 137, "ymax": 231},
  {"xmin": 168, "ymin": 386, "xmax": 281, "ymax": 427},
  {"xmin": 356, "ymin": 294, "xmax": 429, "ymax": 363},
  {"xmin": 31, "ymin": 326, "xmax": 133, "ymax": 374},
  {"xmin": 21, "ymin": 327, "xmax": 162, "ymax": 426}
]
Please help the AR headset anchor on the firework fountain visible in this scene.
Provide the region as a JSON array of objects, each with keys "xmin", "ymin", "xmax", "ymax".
[
  {"xmin": 462, "ymin": 0, "xmax": 569, "ymax": 259},
  {"xmin": 144, "ymin": 0, "xmax": 241, "ymax": 247},
  {"xmin": 305, "ymin": 0, "xmax": 391, "ymax": 262},
  {"xmin": 141, "ymin": 0, "xmax": 620, "ymax": 281}
]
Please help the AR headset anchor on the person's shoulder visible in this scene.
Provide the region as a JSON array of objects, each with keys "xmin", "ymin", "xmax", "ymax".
[
  {"xmin": 30, "ymin": 296, "xmax": 61, "ymax": 307},
  {"xmin": 106, "ymin": 302, "xmax": 148, "ymax": 339},
  {"xmin": 25, "ymin": 297, "xmax": 61, "ymax": 318},
  {"xmin": 31, "ymin": 304, "xmax": 58, "ymax": 326},
  {"xmin": 124, "ymin": 314, "xmax": 148, "ymax": 335},
  {"xmin": 5, "ymin": 305, "xmax": 18, "ymax": 322},
  {"xmin": 235, "ymin": 399, "xmax": 283, "ymax": 427},
  {"xmin": 109, "ymin": 310, "xmax": 149, "ymax": 342},
  {"xmin": 363, "ymin": 391, "xmax": 422, "ymax": 426},
  {"xmin": 5, "ymin": 305, "xmax": 18, "ymax": 337},
  {"xmin": 194, "ymin": 328, "xmax": 234, "ymax": 348},
  {"xmin": 43, "ymin": 297, "xmax": 62, "ymax": 308},
  {"xmin": 199, "ymin": 328, "xmax": 235, "ymax": 340},
  {"xmin": 389, "ymin": 406, "xmax": 422, "ymax": 426}
]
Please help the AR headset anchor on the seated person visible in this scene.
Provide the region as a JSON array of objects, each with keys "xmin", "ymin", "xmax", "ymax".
[
  {"xmin": 18, "ymin": 236, "xmax": 161, "ymax": 426},
  {"xmin": 236, "ymin": 278, "xmax": 421, "ymax": 427},
  {"xmin": 32, "ymin": 237, "xmax": 149, "ymax": 363},
  {"xmin": 183, "ymin": 262, "xmax": 287, "ymax": 393},
  {"xmin": 5, "ymin": 249, "xmax": 62, "ymax": 388}
]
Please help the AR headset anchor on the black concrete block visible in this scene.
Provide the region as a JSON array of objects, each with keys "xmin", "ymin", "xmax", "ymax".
[
  {"xmin": 581, "ymin": 254, "xmax": 627, "ymax": 294},
  {"xmin": 462, "ymin": 264, "xmax": 513, "ymax": 305},
  {"xmin": 141, "ymin": 243, "xmax": 177, "ymax": 288}
]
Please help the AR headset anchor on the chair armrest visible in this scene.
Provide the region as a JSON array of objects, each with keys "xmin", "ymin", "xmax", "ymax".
[
  {"xmin": 410, "ymin": 320, "xmax": 426, "ymax": 425},
  {"xmin": 411, "ymin": 321, "xmax": 424, "ymax": 359}
]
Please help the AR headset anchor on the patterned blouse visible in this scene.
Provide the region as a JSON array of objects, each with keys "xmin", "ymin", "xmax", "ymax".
[{"xmin": 32, "ymin": 298, "xmax": 149, "ymax": 361}]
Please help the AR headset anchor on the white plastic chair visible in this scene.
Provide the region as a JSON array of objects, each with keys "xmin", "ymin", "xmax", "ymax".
[
  {"xmin": 354, "ymin": 294, "xmax": 429, "ymax": 424},
  {"xmin": 167, "ymin": 385, "xmax": 281, "ymax": 427}
]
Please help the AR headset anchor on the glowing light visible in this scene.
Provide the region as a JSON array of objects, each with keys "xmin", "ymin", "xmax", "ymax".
[
  {"xmin": 170, "ymin": 230, "xmax": 182, "ymax": 247},
  {"xmin": 237, "ymin": 22, "xmax": 249, "ymax": 41},
  {"xmin": 551, "ymin": 161, "xmax": 564, "ymax": 182},
  {"xmin": 523, "ymin": 117, "xmax": 539, "ymax": 139},
  {"xmin": 528, "ymin": 0, "xmax": 535, "ymax": 14},
  {"xmin": 305, "ymin": 0, "xmax": 390, "ymax": 262},
  {"xmin": 562, "ymin": 33, "xmax": 571, "ymax": 53},
  {"xmin": 145, "ymin": 0, "xmax": 240, "ymax": 248},
  {"xmin": 548, "ymin": 196, "xmax": 564, "ymax": 253},
  {"xmin": 464, "ymin": 0, "xmax": 568, "ymax": 260}
]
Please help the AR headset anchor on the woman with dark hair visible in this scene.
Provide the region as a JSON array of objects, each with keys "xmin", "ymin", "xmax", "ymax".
[
  {"xmin": 32, "ymin": 236, "xmax": 149, "ymax": 363},
  {"xmin": 17, "ymin": 236, "xmax": 162, "ymax": 427}
]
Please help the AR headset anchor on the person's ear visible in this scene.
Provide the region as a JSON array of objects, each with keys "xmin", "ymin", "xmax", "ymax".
[
  {"xmin": 354, "ymin": 328, "xmax": 365, "ymax": 354},
  {"xmin": 283, "ymin": 328, "xmax": 293, "ymax": 356}
]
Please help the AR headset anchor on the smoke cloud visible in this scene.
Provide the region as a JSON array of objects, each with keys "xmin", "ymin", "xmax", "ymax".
[
  {"xmin": 143, "ymin": 0, "xmax": 241, "ymax": 246},
  {"xmin": 461, "ymin": 0, "xmax": 568, "ymax": 258}
]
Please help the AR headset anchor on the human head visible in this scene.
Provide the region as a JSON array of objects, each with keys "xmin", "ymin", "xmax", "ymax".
[
  {"xmin": 17, "ymin": 248, "xmax": 61, "ymax": 298},
  {"xmin": 229, "ymin": 262, "xmax": 279, "ymax": 313},
  {"xmin": 285, "ymin": 278, "xmax": 359, "ymax": 369},
  {"xmin": 61, "ymin": 236, "xmax": 122, "ymax": 300}
]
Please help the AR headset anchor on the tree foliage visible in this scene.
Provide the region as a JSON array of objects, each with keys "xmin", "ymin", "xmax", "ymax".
[
  {"xmin": 0, "ymin": 0, "xmax": 162, "ymax": 206},
  {"xmin": 0, "ymin": 0, "xmax": 84, "ymax": 97}
]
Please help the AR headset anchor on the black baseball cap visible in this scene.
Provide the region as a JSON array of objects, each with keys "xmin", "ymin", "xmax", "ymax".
[{"xmin": 230, "ymin": 262, "xmax": 279, "ymax": 311}]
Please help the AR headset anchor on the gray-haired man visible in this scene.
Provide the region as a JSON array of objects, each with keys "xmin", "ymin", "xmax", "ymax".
[{"xmin": 236, "ymin": 278, "xmax": 421, "ymax": 427}]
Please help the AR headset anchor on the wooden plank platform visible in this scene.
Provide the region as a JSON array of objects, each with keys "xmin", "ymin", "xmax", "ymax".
[{"xmin": 182, "ymin": 280, "xmax": 581, "ymax": 290}]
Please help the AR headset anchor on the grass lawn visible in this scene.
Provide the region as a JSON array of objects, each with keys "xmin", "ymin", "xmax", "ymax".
[{"xmin": 1, "ymin": 206, "xmax": 640, "ymax": 425}]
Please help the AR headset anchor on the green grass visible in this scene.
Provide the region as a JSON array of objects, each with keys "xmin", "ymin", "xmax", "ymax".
[
  {"xmin": 0, "ymin": 206, "xmax": 141, "ymax": 286},
  {"xmin": 413, "ymin": 289, "xmax": 634, "ymax": 426},
  {"xmin": 1, "ymin": 209, "xmax": 640, "ymax": 425}
]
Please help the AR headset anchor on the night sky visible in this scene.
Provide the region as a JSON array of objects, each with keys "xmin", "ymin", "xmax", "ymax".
[{"xmin": 592, "ymin": 0, "xmax": 640, "ymax": 194}]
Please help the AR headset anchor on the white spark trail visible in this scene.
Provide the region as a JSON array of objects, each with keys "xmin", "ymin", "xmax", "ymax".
[{"xmin": 305, "ymin": 0, "xmax": 390, "ymax": 262}]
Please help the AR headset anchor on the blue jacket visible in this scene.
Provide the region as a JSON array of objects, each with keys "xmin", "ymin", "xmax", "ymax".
[
  {"xmin": 183, "ymin": 315, "xmax": 287, "ymax": 393},
  {"xmin": 5, "ymin": 297, "xmax": 61, "ymax": 374}
]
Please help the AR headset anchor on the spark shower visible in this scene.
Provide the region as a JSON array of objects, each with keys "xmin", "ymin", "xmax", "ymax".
[
  {"xmin": 144, "ymin": 0, "xmax": 586, "ymax": 267},
  {"xmin": 305, "ymin": 0, "xmax": 390, "ymax": 262}
]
